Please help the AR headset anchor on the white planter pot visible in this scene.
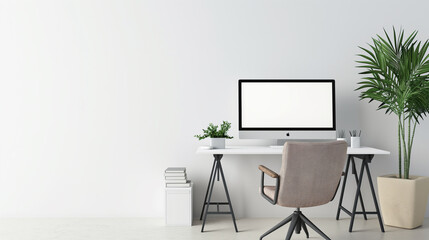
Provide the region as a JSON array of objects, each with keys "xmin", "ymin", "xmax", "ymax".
[
  {"xmin": 351, "ymin": 137, "xmax": 360, "ymax": 148},
  {"xmin": 210, "ymin": 138, "xmax": 225, "ymax": 149},
  {"xmin": 337, "ymin": 138, "xmax": 346, "ymax": 142},
  {"xmin": 378, "ymin": 174, "xmax": 429, "ymax": 229}
]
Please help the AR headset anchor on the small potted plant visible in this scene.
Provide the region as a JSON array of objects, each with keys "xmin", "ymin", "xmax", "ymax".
[
  {"xmin": 356, "ymin": 28, "xmax": 429, "ymax": 229},
  {"xmin": 349, "ymin": 130, "xmax": 361, "ymax": 148},
  {"xmin": 194, "ymin": 121, "xmax": 233, "ymax": 149}
]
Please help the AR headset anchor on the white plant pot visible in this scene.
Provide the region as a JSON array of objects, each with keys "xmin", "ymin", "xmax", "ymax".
[
  {"xmin": 351, "ymin": 137, "xmax": 360, "ymax": 148},
  {"xmin": 337, "ymin": 138, "xmax": 346, "ymax": 142},
  {"xmin": 378, "ymin": 174, "xmax": 429, "ymax": 229},
  {"xmin": 210, "ymin": 138, "xmax": 225, "ymax": 149}
]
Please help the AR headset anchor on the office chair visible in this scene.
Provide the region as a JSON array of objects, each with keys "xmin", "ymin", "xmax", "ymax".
[{"xmin": 259, "ymin": 141, "xmax": 347, "ymax": 240}]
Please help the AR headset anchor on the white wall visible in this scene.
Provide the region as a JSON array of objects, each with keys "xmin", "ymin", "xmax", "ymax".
[{"xmin": 0, "ymin": 0, "xmax": 428, "ymax": 218}]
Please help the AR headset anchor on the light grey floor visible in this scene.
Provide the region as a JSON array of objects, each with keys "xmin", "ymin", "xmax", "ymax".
[{"xmin": 0, "ymin": 217, "xmax": 428, "ymax": 240}]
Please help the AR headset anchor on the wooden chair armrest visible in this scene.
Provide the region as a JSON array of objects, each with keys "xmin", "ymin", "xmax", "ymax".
[{"xmin": 258, "ymin": 165, "xmax": 279, "ymax": 178}]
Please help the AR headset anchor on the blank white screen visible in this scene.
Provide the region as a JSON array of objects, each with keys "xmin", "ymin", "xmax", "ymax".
[{"xmin": 241, "ymin": 82, "xmax": 333, "ymax": 128}]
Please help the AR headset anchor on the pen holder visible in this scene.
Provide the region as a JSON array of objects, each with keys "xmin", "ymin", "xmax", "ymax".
[{"xmin": 351, "ymin": 137, "xmax": 360, "ymax": 148}]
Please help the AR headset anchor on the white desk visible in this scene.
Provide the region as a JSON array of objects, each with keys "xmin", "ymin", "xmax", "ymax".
[
  {"xmin": 197, "ymin": 146, "xmax": 390, "ymax": 155},
  {"xmin": 196, "ymin": 145, "xmax": 390, "ymax": 233}
]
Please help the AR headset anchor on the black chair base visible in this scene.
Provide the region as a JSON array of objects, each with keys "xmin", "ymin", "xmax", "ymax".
[{"xmin": 260, "ymin": 209, "xmax": 330, "ymax": 240}]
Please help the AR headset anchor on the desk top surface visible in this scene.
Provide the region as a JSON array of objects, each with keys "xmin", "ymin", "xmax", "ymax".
[{"xmin": 196, "ymin": 146, "xmax": 390, "ymax": 155}]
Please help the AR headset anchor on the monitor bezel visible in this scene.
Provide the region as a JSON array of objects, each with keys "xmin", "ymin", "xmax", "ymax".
[{"xmin": 238, "ymin": 79, "xmax": 336, "ymax": 131}]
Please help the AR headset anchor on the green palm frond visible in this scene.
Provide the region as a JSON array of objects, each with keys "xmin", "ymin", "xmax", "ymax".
[{"xmin": 357, "ymin": 28, "xmax": 429, "ymax": 119}]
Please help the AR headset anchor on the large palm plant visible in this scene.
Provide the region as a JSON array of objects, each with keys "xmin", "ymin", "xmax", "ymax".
[{"xmin": 357, "ymin": 28, "xmax": 429, "ymax": 179}]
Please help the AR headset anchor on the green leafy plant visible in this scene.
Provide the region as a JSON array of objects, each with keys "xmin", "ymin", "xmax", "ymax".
[
  {"xmin": 356, "ymin": 27, "xmax": 429, "ymax": 179},
  {"xmin": 338, "ymin": 130, "xmax": 346, "ymax": 138},
  {"xmin": 194, "ymin": 121, "xmax": 234, "ymax": 140}
]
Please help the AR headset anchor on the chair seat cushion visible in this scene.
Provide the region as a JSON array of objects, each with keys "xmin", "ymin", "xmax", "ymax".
[{"xmin": 261, "ymin": 186, "xmax": 276, "ymax": 201}]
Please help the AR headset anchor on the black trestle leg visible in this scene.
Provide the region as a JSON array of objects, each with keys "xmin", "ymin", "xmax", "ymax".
[
  {"xmin": 336, "ymin": 155, "xmax": 351, "ymax": 220},
  {"xmin": 218, "ymin": 160, "xmax": 238, "ymax": 232},
  {"xmin": 200, "ymin": 154, "xmax": 238, "ymax": 232},
  {"xmin": 351, "ymin": 158, "xmax": 368, "ymax": 220},
  {"xmin": 349, "ymin": 159, "xmax": 365, "ymax": 233},
  {"xmin": 364, "ymin": 160, "xmax": 385, "ymax": 232},
  {"xmin": 200, "ymin": 160, "xmax": 217, "ymax": 220},
  {"xmin": 201, "ymin": 159, "xmax": 218, "ymax": 232}
]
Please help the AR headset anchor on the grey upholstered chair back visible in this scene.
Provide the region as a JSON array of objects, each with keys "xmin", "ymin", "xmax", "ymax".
[{"xmin": 277, "ymin": 141, "xmax": 347, "ymax": 208}]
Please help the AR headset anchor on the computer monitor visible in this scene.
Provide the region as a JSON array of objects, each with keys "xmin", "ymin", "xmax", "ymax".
[{"xmin": 238, "ymin": 79, "xmax": 336, "ymax": 140}]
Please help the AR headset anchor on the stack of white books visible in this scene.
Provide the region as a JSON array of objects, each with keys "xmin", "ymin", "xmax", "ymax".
[{"xmin": 165, "ymin": 167, "xmax": 191, "ymax": 188}]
